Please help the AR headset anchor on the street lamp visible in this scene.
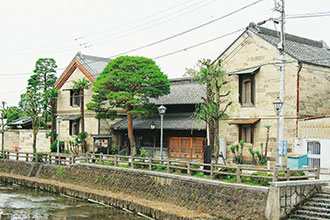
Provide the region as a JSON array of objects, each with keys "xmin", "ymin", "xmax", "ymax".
[
  {"xmin": 273, "ymin": 96, "xmax": 283, "ymax": 168},
  {"xmin": 150, "ymin": 121, "xmax": 156, "ymax": 130},
  {"xmin": 56, "ymin": 115, "xmax": 62, "ymax": 157},
  {"xmin": 158, "ymin": 105, "xmax": 166, "ymax": 161}
]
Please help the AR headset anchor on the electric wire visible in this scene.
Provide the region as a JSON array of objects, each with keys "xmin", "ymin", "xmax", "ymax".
[{"xmin": 2, "ymin": 0, "xmax": 195, "ymax": 54}]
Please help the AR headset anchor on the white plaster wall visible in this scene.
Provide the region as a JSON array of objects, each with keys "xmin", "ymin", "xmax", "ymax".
[{"xmin": 295, "ymin": 138, "xmax": 330, "ymax": 169}]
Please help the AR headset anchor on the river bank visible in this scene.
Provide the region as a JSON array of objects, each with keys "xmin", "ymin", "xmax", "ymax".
[
  {"xmin": 0, "ymin": 160, "xmax": 269, "ymax": 220},
  {"xmin": 0, "ymin": 181, "xmax": 145, "ymax": 220}
]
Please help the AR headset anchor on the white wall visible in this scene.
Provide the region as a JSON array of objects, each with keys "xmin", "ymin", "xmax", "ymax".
[{"xmin": 295, "ymin": 138, "xmax": 330, "ymax": 171}]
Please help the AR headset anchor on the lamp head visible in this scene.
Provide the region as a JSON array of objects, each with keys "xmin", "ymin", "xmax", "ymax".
[
  {"xmin": 273, "ymin": 96, "xmax": 283, "ymax": 114},
  {"xmin": 157, "ymin": 105, "xmax": 167, "ymax": 116}
]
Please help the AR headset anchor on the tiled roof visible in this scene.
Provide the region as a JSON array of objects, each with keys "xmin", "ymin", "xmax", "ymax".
[
  {"xmin": 248, "ymin": 23, "xmax": 330, "ymax": 68},
  {"xmin": 111, "ymin": 114, "xmax": 205, "ymax": 131},
  {"xmin": 75, "ymin": 52, "xmax": 111, "ymax": 78},
  {"xmin": 151, "ymin": 77, "xmax": 206, "ymax": 105},
  {"xmin": 7, "ymin": 117, "xmax": 32, "ymax": 127}
]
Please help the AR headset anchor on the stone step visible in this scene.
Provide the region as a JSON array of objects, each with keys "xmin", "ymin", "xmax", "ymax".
[
  {"xmin": 301, "ymin": 206, "xmax": 330, "ymax": 214},
  {"xmin": 309, "ymin": 197, "xmax": 330, "ymax": 204},
  {"xmin": 322, "ymin": 186, "xmax": 330, "ymax": 194},
  {"xmin": 288, "ymin": 214, "xmax": 330, "ymax": 220},
  {"xmin": 296, "ymin": 209, "xmax": 330, "ymax": 219},
  {"xmin": 314, "ymin": 193, "xmax": 330, "ymax": 200},
  {"xmin": 305, "ymin": 201, "xmax": 330, "ymax": 209}
]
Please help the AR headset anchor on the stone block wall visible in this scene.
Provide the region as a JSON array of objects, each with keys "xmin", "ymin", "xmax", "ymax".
[
  {"xmin": 37, "ymin": 164, "xmax": 268, "ymax": 220},
  {"xmin": 265, "ymin": 180, "xmax": 328, "ymax": 220},
  {"xmin": 0, "ymin": 160, "xmax": 33, "ymax": 176},
  {"xmin": 0, "ymin": 129, "xmax": 50, "ymax": 152},
  {"xmin": 299, "ymin": 64, "xmax": 330, "ymax": 118},
  {"xmin": 217, "ymin": 31, "xmax": 301, "ymax": 163}
]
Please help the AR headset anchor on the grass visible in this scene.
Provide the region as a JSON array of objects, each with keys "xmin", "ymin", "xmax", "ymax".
[{"xmin": 76, "ymin": 158, "xmax": 307, "ymax": 187}]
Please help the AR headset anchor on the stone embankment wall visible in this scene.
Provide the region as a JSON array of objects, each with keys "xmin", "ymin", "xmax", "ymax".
[
  {"xmin": 265, "ymin": 180, "xmax": 329, "ymax": 220},
  {"xmin": 0, "ymin": 160, "xmax": 269, "ymax": 220}
]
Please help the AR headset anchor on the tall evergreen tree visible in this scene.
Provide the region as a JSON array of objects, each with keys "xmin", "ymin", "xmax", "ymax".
[
  {"xmin": 32, "ymin": 58, "xmax": 57, "ymax": 128},
  {"xmin": 87, "ymin": 56, "xmax": 170, "ymax": 155}
]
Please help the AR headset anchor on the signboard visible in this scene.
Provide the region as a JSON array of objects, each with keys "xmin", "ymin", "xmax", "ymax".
[{"xmin": 279, "ymin": 140, "xmax": 288, "ymax": 156}]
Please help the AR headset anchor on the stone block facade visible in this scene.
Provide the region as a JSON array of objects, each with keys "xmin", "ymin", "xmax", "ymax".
[
  {"xmin": 0, "ymin": 129, "xmax": 50, "ymax": 152},
  {"xmin": 216, "ymin": 28, "xmax": 330, "ymax": 164},
  {"xmin": 56, "ymin": 67, "xmax": 121, "ymax": 152}
]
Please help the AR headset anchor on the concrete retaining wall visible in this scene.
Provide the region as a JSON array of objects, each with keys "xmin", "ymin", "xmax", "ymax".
[
  {"xmin": 0, "ymin": 160, "xmax": 269, "ymax": 220},
  {"xmin": 38, "ymin": 164, "xmax": 269, "ymax": 220},
  {"xmin": 265, "ymin": 180, "xmax": 329, "ymax": 219}
]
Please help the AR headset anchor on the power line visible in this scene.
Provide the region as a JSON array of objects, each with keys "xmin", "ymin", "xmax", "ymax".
[
  {"xmin": 1, "ymin": 0, "xmax": 196, "ymax": 55},
  {"xmin": 10, "ymin": 0, "xmax": 217, "ymax": 56},
  {"xmin": 109, "ymin": 0, "xmax": 265, "ymax": 58},
  {"xmin": 153, "ymin": 28, "xmax": 245, "ymax": 60}
]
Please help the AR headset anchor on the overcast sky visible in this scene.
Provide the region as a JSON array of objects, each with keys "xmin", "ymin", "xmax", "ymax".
[{"xmin": 0, "ymin": 0, "xmax": 329, "ymax": 106}]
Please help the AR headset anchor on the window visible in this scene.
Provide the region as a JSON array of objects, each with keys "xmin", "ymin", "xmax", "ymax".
[
  {"xmin": 307, "ymin": 141, "xmax": 320, "ymax": 168},
  {"xmin": 70, "ymin": 90, "xmax": 80, "ymax": 106},
  {"xmin": 239, "ymin": 74, "xmax": 255, "ymax": 106},
  {"xmin": 239, "ymin": 124, "xmax": 254, "ymax": 144},
  {"xmin": 69, "ymin": 120, "xmax": 80, "ymax": 136}
]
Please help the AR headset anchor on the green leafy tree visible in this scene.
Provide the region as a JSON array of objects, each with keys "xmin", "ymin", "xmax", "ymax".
[
  {"xmin": 31, "ymin": 58, "xmax": 57, "ymax": 128},
  {"xmin": 6, "ymin": 106, "xmax": 24, "ymax": 123},
  {"xmin": 192, "ymin": 59, "xmax": 232, "ymax": 163},
  {"xmin": 88, "ymin": 56, "xmax": 170, "ymax": 155},
  {"xmin": 48, "ymin": 88, "xmax": 59, "ymax": 145},
  {"xmin": 72, "ymin": 78, "xmax": 91, "ymax": 153},
  {"xmin": 20, "ymin": 74, "xmax": 43, "ymax": 153}
]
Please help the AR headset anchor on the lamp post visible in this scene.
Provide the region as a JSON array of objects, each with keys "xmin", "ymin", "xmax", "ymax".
[
  {"xmin": 273, "ymin": 96, "xmax": 283, "ymax": 168},
  {"xmin": 56, "ymin": 115, "xmax": 62, "ymax": 157},
  {"xmin": 158, "ymin": 105, "xmax": 166, "ymax": 161}
]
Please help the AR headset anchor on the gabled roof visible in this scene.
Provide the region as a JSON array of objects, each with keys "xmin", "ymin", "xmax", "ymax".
[
  {"xmin": 218, "ymin": 23, "xmax": 330, "ymax": 68},
  {"xmin": 150, "ymin": 77, "xmax": 206, "ymax": 105},
  {"xmin": 54, "ymin": 52, "xmax": 111, "ymax": 90},
  {"xmin": 248, "ymin": 23, "xmax": 330, "ymax": 68}
]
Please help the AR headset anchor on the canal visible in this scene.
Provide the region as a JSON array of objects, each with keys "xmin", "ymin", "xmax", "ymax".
[{"xmin": 0, "ymin": 182, "xmax": 146, "ymax": 220}]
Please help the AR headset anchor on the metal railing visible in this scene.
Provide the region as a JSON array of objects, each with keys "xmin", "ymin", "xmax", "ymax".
[{"xmin": 1, "ymin": 151, "xmax": 320, "ymax": 183}]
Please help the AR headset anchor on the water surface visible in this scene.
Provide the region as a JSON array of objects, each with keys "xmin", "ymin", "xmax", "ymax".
[{"xmin": 0, "ymin": 182, "xmax": 146, "ymax": 220}]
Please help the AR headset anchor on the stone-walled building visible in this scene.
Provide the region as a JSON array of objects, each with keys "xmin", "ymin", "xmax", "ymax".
[
  {"xmin": 215, "ymin": 23, "xmax": 330, "ymax": 164},
  {"xmin": 54, "ymin": 52, "xmax": 123, "ymax": 153}
]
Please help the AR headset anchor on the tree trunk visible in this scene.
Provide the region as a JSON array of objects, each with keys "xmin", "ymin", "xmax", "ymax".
[
  {"xmin": 44, "ymin": 73, "xmax": 48, "ymax": 128},
  {"xmin": 213, "ymin": 119, "xmax": 220, "ymax": 164},
  {"xmin": 32, "ymin": 125, "xmax": 37, "ymax": 153},
  {"xmin": 265, "ymin": 126, "xmax": 270, "ymax": 158},
  {"xmin": 126, "ymin": 104, "xmax": 135, "ymax": 156},
  {"xmin": 80, "ymin": 89, "xmax": 86, "ymax": 153},
  {"xmin": 1, "ymin": 123, "xmax": 4, "ymax": 155},
  {"xmin": 50, "ymin": 99, "xmax": 56, "ymax": 145}
]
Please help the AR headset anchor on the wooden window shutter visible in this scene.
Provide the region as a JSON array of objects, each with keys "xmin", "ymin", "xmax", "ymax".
[
  {"xmin": 251, "ymin": 124, "xmax": 254, "ymax": 144},
  {"xmin": 251, "ymin": 75, "xmax": 255, "ymax": 105},
  {"xmin": 70, "ymin": 90, "xmax": 73, "ymax": 106},
  {"xmin": 238, "ymin": 75, "xmax": 242, "ymax": 104},
  {"xmin": 238, "ymin": 125, "xmax": 242, "ymax": 142},
  {"xmin": 69, "ymin": 120, "xmax": 72, "ymax": 136}
]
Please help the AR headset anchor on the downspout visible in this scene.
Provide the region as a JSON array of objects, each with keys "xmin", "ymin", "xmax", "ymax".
[{"xmin": 296, "ymin": 62, "xmax": 303, "ymax": 137}]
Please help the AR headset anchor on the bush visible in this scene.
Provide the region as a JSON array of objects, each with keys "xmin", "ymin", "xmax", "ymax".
[{"xmin": 50, "ymin": 140, "xmax": 64, "ymax": 153}]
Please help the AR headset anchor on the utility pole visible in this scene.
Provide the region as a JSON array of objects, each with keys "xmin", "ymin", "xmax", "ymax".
[
  {"xmin": 0, "ymin": 102, "xmax": 7, "ymax": 157},
  {"xmin": 275, "ymin": 0, "xmax": 286, "ymax": 168}
]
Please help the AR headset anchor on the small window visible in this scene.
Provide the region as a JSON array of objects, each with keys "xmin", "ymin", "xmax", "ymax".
[
  {"xmin": 239, "ymin": 74, "xmax": 255, "ymax": 106},
  {"xmin": 239, "ymin": 124, "xmax": 254, "ymax": 144},
  {"xmin": 70, "ymin": 90, "xmax": 80, "ymax": 106},
  {"xmin": 307, "ymin": 141, "xmax": 320, "ymax": 168},
  {"xmin": 69, "ymin": 120, "xmax": 80, "ymax": 136}
]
